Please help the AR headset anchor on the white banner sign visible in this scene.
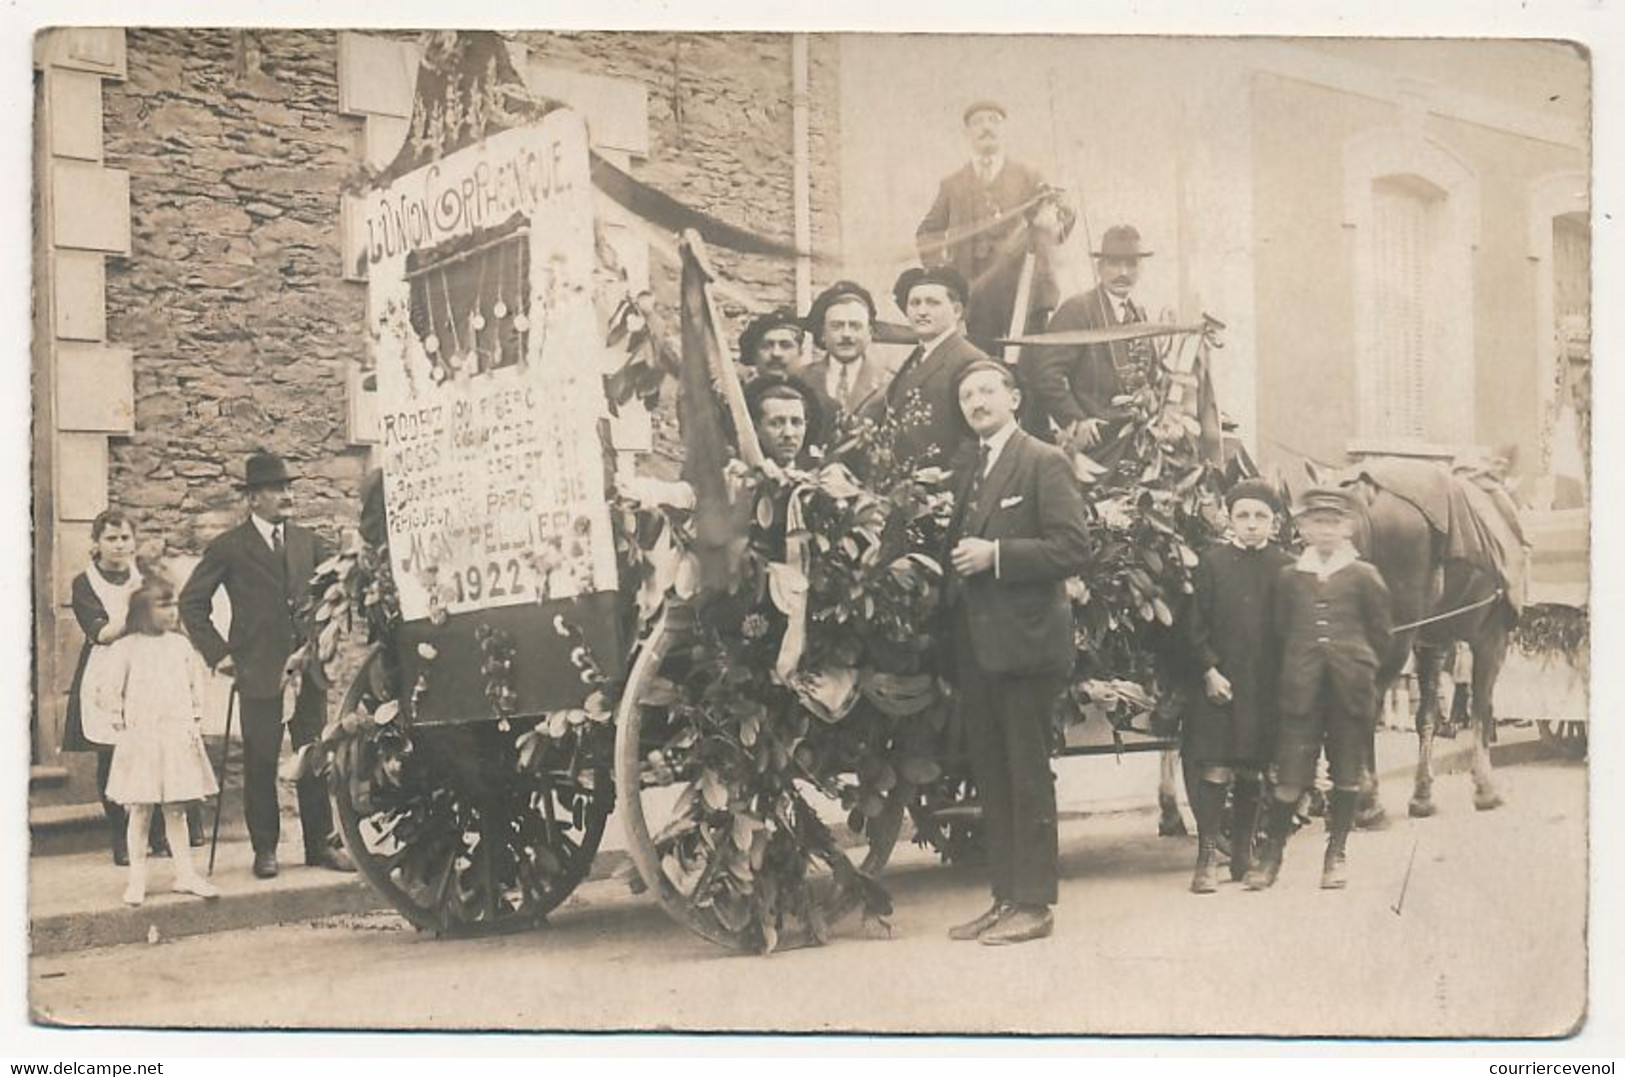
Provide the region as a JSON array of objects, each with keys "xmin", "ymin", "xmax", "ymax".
[{"xmin": 366, "ymin": 112, "xmax": 617, "ymax": 621}]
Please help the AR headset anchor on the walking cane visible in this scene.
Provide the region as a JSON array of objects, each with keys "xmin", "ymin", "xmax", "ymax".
[{"xmin": 208, "ymin": 685, "xmax": 238, "ymax": 876}]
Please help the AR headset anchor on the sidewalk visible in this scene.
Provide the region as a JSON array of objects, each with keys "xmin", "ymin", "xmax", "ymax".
[{"xmin": 28, "ymin": 724, "xmax": 1535, "ymax": 957}]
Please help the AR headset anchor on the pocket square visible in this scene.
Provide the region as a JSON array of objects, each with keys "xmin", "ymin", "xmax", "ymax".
[{"xmin": 999, "ymin": 495, "xmax": 1025, "ymax": 509}]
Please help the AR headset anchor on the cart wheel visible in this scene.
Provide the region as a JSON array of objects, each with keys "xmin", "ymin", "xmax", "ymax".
[
  {"xmin": 332, "ymin": 647, "xmax": 611, "ymax": 936},
  {"xmin": 614, "ymin": 609, "xmax": 906, "ymax": 950},
  {"xmin": 1537, "ymin": 719, "xmax": 1588, "ymax": 759}
]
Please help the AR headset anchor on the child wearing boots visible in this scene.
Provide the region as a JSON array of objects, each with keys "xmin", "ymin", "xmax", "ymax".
[
  {"xmin": 1182, "ymin": 480, "xmax": 1293, "ymax": 893},
  {"xmin": 1247, "ymin": 486, "xmax": 1392, "ymax": 892},
  {"xmin": 94, "ymin": 580, "xmax": 221, "ymax": 905}
]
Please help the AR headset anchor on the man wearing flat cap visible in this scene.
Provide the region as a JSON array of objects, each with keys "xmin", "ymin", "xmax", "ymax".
[
  {"xmin": 1021, "ymin": 224, "xmax": 1156, "ymax": 456},
  {"xmin": 917, "ymin": 100, "xmax": 1075, "ymax": 356},
  {"xmin": 179, "ymin": 451, "xmax": 354, "ymax": 879},
  {"xmin": 802, "ymin": 280, "xmax": 892, "ymax": 422},
  {"xmin": 882, "ymin": 266, "xmax": 990, "ymax": 470}
]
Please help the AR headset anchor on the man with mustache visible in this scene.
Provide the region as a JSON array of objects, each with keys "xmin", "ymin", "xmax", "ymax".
[
  {"xmin": 943, "ymin": 360, "xmax": 1090, "ymax": 945},
  {"xmin": 1020, "ymin": 224, "xmax": 1156, "ymax": 460},
  {"xmin": 917, "ymin": 100, "xmax": 1075, "ymax": 356},
  {"xmin": 802, "ymin": 280, "xmax": 891, "ymax": 422}
]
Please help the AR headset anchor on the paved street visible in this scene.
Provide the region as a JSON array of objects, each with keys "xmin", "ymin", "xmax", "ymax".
[{"xmin": 30, "ymin": 754, "xmax": 1585, "ymax": 1038}]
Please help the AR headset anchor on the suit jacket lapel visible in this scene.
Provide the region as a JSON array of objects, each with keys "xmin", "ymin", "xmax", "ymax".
[
  {"xmin": 238, "ymin": 520, "xmax": 287, "ymax": 588},
  {"xmin": 888, "ymin": 345, "xmax": 927, "ymax": 404},
  {"xmin": 968, "ymin": 430, "xmax": 1028, "ymax": 536}
]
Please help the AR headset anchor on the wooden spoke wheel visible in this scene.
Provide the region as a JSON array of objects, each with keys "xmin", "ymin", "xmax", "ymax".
[
  {"xmin": 1537, "ymin": 719, "xmax": 1588, "ymax": 760},
  {"xmin": 613, "ymin": 608, "xmax": 907, "ymax": 950},
  {"xmin": 331, "ymin": 647, "xmax": 611, "ymax": 937}
]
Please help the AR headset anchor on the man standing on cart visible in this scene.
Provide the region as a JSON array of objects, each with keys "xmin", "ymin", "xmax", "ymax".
[
  {"xmin": 943, "ymin": 360, "xmax": 1090, "ymax": 945},
  {"xmin": 916, "ymin": 100, "xmax": 1075, "ymax": 355}
]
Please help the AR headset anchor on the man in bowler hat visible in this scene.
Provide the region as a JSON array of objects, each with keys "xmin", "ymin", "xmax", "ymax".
[
  {"xmin": 1021, "ymin": 224, "xmax": 1156, "ymax": 456},
  {"xmin": 917, "ymin": 100, "xmax": 1075, "ymax": 355},
  {"xmin": 179, "ymin": 452, "xmax": 354, "ymax": 879}
]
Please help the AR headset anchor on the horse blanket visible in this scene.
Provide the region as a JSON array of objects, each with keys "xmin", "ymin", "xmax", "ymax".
[{"xmin": 1353, "ymin": 458, "xmax": 1529, "ymax": 614}]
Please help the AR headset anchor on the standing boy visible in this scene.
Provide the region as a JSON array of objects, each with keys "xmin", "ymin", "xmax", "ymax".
[
  {"xmin": 944, "ymin": 360, "xmax": 1090, "ymax": 945},
  {"xmin": 1182, "ymin": 480, "xmax": 1294, "ymax": 892},
  {"xmin": 1247, "ymin": 486, "xmax": 1392, "ymax": 892}
]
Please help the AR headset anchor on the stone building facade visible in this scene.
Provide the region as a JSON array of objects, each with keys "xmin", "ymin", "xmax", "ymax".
[{"xmin": 30, "ymin": 28, "xmax": 843, "ymax": 812}]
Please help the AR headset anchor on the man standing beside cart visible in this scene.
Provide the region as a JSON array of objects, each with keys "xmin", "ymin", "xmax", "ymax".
[
  {"xmin": 179, "ymin": 451, "xmax": 354, "ymax": 880},
  {"xmin": 944, "ymin": 360, "xmax": 1090, "ymax": 945}
]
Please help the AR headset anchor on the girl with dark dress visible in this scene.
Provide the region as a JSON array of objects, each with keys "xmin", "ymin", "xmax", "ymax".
[{"xmin": 1182, "ymin": 480, "xmax": 1293, "ymax": 893}]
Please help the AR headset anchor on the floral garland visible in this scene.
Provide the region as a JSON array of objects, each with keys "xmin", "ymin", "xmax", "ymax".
[{"xmin": 1511, "ymin": 602, "xmax": 1589, "ymax": 669}]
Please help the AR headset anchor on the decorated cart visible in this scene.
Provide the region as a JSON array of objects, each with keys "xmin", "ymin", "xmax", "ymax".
[{"xmin": 290, "ymin": 33, "xmax": 1236, "ymax": 951}]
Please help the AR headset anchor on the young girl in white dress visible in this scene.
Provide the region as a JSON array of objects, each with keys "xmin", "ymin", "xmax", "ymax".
[{"xmin": 95, "ymin": 580, "xmax": 220, "ymax": 905}]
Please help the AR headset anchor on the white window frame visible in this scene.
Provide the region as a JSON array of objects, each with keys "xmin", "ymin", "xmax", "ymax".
[{"xmin": 1343, "ymin": 128, "xmax": 1479, "ymax": 459}]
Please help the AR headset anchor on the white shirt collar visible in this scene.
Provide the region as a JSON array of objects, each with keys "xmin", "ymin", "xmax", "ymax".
[
  {"xmin": 1294, "ymin": 541, "xmax": 1359, "ymax": 581},
  {"xmin": 974, "ymin": 153, "xmax": 1006, "ymax": 181},
  {"xmin": 980, "ymin": 421, "xmax": 1019, "ymax": 472},
  {"xmin": 250, "ymin": 513, "xmax": 282, "ymax": 550},
  {"xmin": 825, "ymin": 355, "xmax": 866, "ymax": 398},
  {"xmin": 919, "ymin": 328, "xmax": 956, "ymax": 361}
]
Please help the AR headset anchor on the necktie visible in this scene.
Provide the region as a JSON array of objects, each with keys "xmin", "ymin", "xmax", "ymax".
[
  {"xmin": 272, "ymin": 524, "xmax": 284, "ymax": 556},
  {"xmin": 835, "ymin": 362, "xmax": 852, "ymax": 407},
  {"xmin": 964, "ymin": 442, "xmax": 991, "ymax": 519}
]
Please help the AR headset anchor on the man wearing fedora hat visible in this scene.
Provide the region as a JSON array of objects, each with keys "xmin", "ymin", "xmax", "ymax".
[
  {"xmin": 1021, "ymin": 224, "xmax": 1156, "ymax": 456},
  {"xmin": 179, "ymin": 451, "xmax": 354, "ymax": 879},
  {"xmin": 882, "ymin": 265, "xmax": 990, "ymax": 470},
  {"xmin": 917, "ymin": 100, "xmax": 1075, "ymax": 356}
]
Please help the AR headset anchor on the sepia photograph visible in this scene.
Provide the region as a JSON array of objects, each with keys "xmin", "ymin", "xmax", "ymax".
[{"xmin": 15, "ymin": 12, "xmax": 1604, "ymax": 1044}]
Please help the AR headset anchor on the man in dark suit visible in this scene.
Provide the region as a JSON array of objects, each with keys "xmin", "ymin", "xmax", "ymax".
[
  {"xmin": 1020, "ymin": 224, "xmax": 1155, "ymax": 454},
  {"xmin": 917, "ymin": 100, "xmax": 1075, "ymax": 355},
  {"xmin": 944, "ymin": 361, "xmax": 1090, "ymax": 945},
  {"xmin": 179, "ymin": 452, "xmax": 354, "ymax": 879},
  {"xmin": 801, "ymin": 280, "xmax": 891, "ymax": 422},
  {"xmin": 882, "ymin": 266, "xmax": 989, "ymax": 471}
]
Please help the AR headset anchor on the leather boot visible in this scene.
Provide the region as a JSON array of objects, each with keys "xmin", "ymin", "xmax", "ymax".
[
  {"xmin": 1229, "ymin": 778, "xmax": 1262, "ymax": 883},
  {"xmin": 1244, "ymin": 797, "xmax": 1296, "ymax": 891},
  {"xmin": 1189, "ymin": 780, "xmax": 1225, "ymax": 894},
  {"xmin": 1322, "ymin": 788, "xmax": 1357, "ymax": 890}
]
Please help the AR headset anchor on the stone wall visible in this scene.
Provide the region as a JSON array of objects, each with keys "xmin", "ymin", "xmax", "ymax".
[
  {"xmin": 514, "ymin": 31, "xmax": 843, "ymax": 476},
  {"xmin": 100, "ymin": 29, "xmax": 842, "ymax": 547},
  {"xmin": 102, "ymin": 28, "xmax": 370, "ymax": 555},
  {"xmin": 518, "ymin": 30, "xmax": 841, "ymax": 315}
]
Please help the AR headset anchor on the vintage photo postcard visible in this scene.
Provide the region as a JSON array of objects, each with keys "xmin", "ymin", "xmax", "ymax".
[{"xmin": 22, "ymin": 25, "xmax": 1594, "ymax": 1040}]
